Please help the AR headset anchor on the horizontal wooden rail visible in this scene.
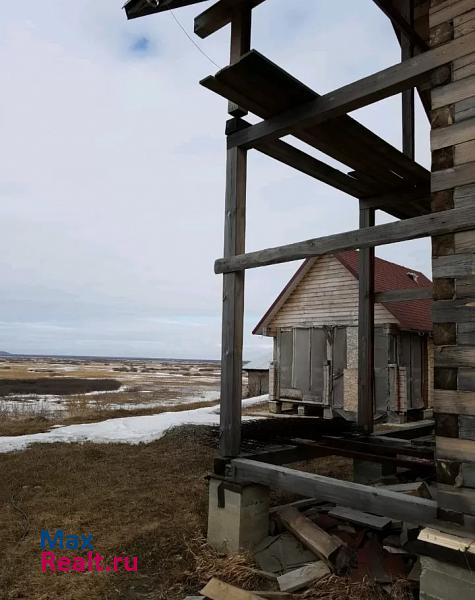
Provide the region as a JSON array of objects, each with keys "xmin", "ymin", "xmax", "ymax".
[
  {"xmin": 230, "ymin": 458, "xmax": 437, "ymax": 523},
  {"xmin": 214, "ymin": 206, "xmax": 475, "ymax": 273},
  {"xmin": 375, "ymin": 288, "xmax": 433, "ymax": 302},
  {"xmin": 227, "ymin": 32, "xmax": 475, "ymax": 149}
]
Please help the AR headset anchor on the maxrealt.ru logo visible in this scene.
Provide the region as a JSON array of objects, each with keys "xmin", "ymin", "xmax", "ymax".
[{"xmin": 40, "ymin": 530, "xmax": 138, "ymax": 573}]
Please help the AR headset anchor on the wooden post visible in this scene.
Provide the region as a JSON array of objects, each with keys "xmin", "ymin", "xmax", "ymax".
[
  {"xmin": 228, "ymin": 5, "xmax": 251, "ymax": 117},
  {"xmin": 401, "ymin": 0, "xmax": 415, "ymax": 159},
  {"xmin": 358, "ymin": 204, "xmax": 375, "ymax": 434}
]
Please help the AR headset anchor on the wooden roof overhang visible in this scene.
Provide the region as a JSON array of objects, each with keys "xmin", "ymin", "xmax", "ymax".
[
  {"xmin": 201, "ymin": 50, "xmax": 431, "ymax": 219},
  {"xmin": 123, "ymin": 0, "xmax": 208, "ymax": 20}
]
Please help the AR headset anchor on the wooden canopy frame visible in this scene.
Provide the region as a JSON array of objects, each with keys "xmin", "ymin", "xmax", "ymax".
[{"xmin": 124, "ymin": 0, "xmax": 475, "ymax": 528}]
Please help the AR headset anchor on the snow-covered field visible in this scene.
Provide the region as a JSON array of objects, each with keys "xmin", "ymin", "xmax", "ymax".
[{"xmin": 0, "ymin": 395, "xmax": 267, "ymax": 453}]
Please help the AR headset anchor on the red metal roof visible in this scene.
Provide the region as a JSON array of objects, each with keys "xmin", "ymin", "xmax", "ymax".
[{"xmin": 253, "ymin": 250, "xmax": 432, "ymax": 335}]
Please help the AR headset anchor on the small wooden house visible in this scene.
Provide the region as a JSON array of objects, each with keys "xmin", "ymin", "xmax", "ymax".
[
  {"xmin": 254, "ymin": 251, "xmax": 433, "ymax": 421},
  {"xmin": 243, "ymin": 358, "xmax": 270, "ymax": 397}
]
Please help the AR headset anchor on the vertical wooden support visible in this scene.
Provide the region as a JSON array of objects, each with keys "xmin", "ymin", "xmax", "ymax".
[
  {"xmin": 358, "ymin": 204, "xmax": 375, "ymax": 434},
  {"xmin": 401, "ymin": 0, "xmax": 415, "ymax": 159},
  {"xmin": 220, "ymin": 142, "xmax": 247, "ymax": 457},
  {"xmin": 228, "ymin": 6, "xmax": 252, "ymax": 117}
]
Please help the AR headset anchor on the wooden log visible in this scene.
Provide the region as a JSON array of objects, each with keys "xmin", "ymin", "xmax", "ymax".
[
  {"xmin": 215, "ymin": 206, "xmax": 475, "ymax": 273},
  {"xmin": 201, "ymin": 578, "xmax": 266, "ymax": 600},
  {"xmin": 194, "ymin": 0, "xmax": 265, "ymax": 39},
  {"xmin": 435, "ymin": 345, "xmax": 475, "ymax": 367},
  {"xmin": 459, "ymin": 415, "xmax": 475, "ymax": 440},
  {"xmin": 433, "ymin": 253, "xmax": 475, "ymax": 278},
  {"xmin": 227, "ymin": 32, "xmax": 475, "ymax": 149},
  {"xmin": 432, "ymin": 161, "xmax": 475, "ymax": 192},
  {"xmin": 432, "ymin": 299, "xmax": 475, "ymax": 322},
  {"xmin": 455, "ymin": 139, "xmax": 475, "ymax": 164},
  {"xmin": 358, "ymin": 205, "xmax": 375, "ymax": 434},
  {"xmin": 433, "ymin": 390, "xmax": 475, "ymax": 416},
  {"xmin": 219, "ymin": 143, "xmax": 247, "ymax": 457},
  {"xmin": 375, "ymin": 287, "xmax": 433, "ymax": 302},
  {"xmin": 432, "ymin": 74, "xmax": 475, "ymax": 109},
  {"xmin": 429, "ymin": 0, "xmax": 475, "ymax": 28},
  {"xmin": 431, "ymin": 116, "xmax": 475, "ymax": 150},
  {"xmin": 436, "ymin": 436, "xmax": 475, "ymax": 462},
  {"xmin": 231, "ymin": 459, "xmax": 438, "ymax": 523}
]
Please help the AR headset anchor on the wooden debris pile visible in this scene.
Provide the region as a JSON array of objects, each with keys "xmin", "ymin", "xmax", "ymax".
[{"xmin": 188, "ymin": 484, "xmax": 431, "ymax": 599}]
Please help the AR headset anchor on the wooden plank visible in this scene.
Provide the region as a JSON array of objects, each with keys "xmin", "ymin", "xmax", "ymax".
[
  {"xmin": 214, "ymin": 206, "xmax": 475, "ymax": 273},
  {"xmin": 277, "ymin": 507, "xmax": 342, "ymax": 561},
  {"xmin": 430, "ymin": 0, "xmax": 475, "ymax": 28},
  {"xmin": 401, "ymin": 0, "xmax": 416, "ymax": 159},
  {"xmin": 277, "ymin": 563, "xmax": 330, "ymax": 593},
  {"xmin": 459, "ymin": 366, "xmax": 475, "ymax": 390},
  {"xmin": 226, "ymin": 33, "xmax": 475, "ymax": 149},
  {"xmin": 455, "ymin": 139, "xmax": 475, "ymax": 164},
  {"xmin": 437, "ymin": 484, "xmax": 475, "ymax": 514},
  {"xmin": 437, "ymin": 436, "xmax": 475, "ymax": 462},
  {"xmin": 432, "ymin": 161, "xmax": 475, "ymax": 192},
  {"xmin": 434, "ymin": 390, "xmax": 475, "ymax": 415},
  {"xmin": 459, "ymin": 415, "xmax": 475, "ymax": 440},
  {"xmin": 194, "ymin": 0, "xmax": 265, "ymax": 39},
  {"xmin": 432, "ymin": 298, "xmax": 475, "ymax": 322},
  {"xmin": 230, "ymin": 459, "xmax": 438, "ymax": 523},
  {"xmin": 328, "ymin": 506, "xmax": 392, "ymax": 530},
  {"xmin": 124, "ymin": 0, "xmax": 208, "ymax": 19},
  {"xmin": 228, "ymin": 5, "xmax": 251, "ymax": 117},
  {"xmin": 375, "ymin": 287, "xmax": 432, "ymax": 302},
  {"xmin": 455, "ymin": 96, "xmax": 475, "ymax": 122},
  {"xmin": 432, "ymin": 75, "xmax": 475, "ymax": 109},
  {"xmin": 383, "ymin": 481, "xmax": 433, "ymax": 498},
  {"xmin": 435, "ymin": 345, "xmax": 475, "ymax": 367},
  {"xmin": 433, "ymin": 253, "xmax": 475, "ymax": 278},
  {"xmin": 201, "ymin": 578, "xmax": 266, "ymax": 600},
  {"xmin": 358, "ymin": 205, "xmax": 375, "ymax": 434},
  {"xmin": 431, "ymin": 117, "xmax": 475, "ymax": 150},
  {"xmin": 219, "ymin": 143, "xmax": 247, "ymax": 458},
  {"xmin": 372, "ymin": 0, "xmax": 429, "ymax": 51}
]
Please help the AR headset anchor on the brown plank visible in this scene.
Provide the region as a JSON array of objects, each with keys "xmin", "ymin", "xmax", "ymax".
[
  {"xmin": 201, "ymin": 578, "xmax": 266, "ymax": 600},
  {"xmin": 432, "ymin": 161, "xmax": 475, "ymax": 192},
  {"xmin": 436, "ymin": 436, "xmax": 475, "ymax": 462},
  {"xmin": 431, "ymin": 117, "xmax": 475, "ymax": 150},
  {"xmin": 277, "ymin": 507, "xmax": 342, "ymax": 562},
  {"xmin": 433, "ymin": 389, "xmax": 475, "ymax": 415},
  {"xmin": 430, "ymin": 0, "xmax": 475, "ymax": 28},
  {"xmin": 228, "ymin": 5, "xmax": 251, "ymax": 117},
  {"xmin": 432, "ymin": 74, "xmax": 475, "ymax": 109},
  {"xmin": 435, "ymin": 345, "xmax": 475, "ymax": 368}
]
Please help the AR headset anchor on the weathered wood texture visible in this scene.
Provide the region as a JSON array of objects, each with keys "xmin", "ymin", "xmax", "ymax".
[
  {"xmin": 219, "ymin": 144, "xmax": 247, "ymax": 457},
  {"xmin": 215, "ymin": 206, "xmax": 475, "ymax": 273},
  {"xmin": 231, "ymin": 459, "xmax": 438, "ymax": 523},
  {"xmin": 431, "ymin": 0, "xmax": 475, "ymax": 517},
  {"xmin": 358, "ymin": 206, "xmax": 375, "ymax": 434}
]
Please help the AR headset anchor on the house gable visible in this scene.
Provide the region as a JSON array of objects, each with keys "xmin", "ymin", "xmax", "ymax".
[{"xmin": 257, "ymin": 254, "xmax": 398, "ymax": 336}]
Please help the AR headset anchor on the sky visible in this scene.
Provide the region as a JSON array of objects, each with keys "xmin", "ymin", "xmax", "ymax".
[{"xmin": 0, "ymin": 0, "xmax": 431, "ymax": 360}]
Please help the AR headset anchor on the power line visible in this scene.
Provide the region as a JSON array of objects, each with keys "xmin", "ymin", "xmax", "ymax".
[{"xmin": 169, "ymin": 9, "xmax": 220, "ymax": 68}]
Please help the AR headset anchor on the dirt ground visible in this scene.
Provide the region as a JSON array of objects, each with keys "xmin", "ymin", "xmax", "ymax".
[{"xmin": 0, "ymin": 424, "xmax": 355, "ymax": 600}]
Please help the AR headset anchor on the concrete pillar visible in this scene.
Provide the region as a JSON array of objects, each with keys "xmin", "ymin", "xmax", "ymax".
[
  {"xmin": 420, "ymin": 556, "xmax": 475, "ymax": 600},
  {"xmin": 207, "ymin": 477, "xmax": 270, "ymax": 554}
]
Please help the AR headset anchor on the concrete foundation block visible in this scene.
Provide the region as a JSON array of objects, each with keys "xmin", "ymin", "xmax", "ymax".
[
  {"xmin": 207, "ymin": 477, "xmax": 270, "ymax": 554},
  {"xmin": 420, "ymin": 556, "xmax": 475, "ymax": 600},
  {"xmin": 269, "ymin": 401, "xmax": 282, "ymax": 414}
]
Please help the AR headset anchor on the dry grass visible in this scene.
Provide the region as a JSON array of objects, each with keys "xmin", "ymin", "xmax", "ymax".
[
  {"xmin": 0, "ymin": 426, "xmax": 216, "ymax": 600},
  {"xmin": 302, "ymin": 576, "xmax": 413, "ymax": 600}
]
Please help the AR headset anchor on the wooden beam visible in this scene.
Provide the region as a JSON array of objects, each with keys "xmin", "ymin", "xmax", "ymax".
[
  {"xmin": 358, "ymin": 205, "xmax": 375, "ymax": 434},
  {"xmin": 401, "ymin": 0, "xmax": 416, "ymax": 160},
  {"xmin": 228, "ymin": 5, "xmax": 252, "ymax": 117},
  {"xmin": 124, "ymin": 0, "xmax": 207, "ymax": 20},
  {"xmin": 372, "ymin": 0, "xmax": 429, "ymax": 51},
  {"xmin": 214, "ymin": 205, "xmax": 475, "ymax": 273},
  {"xmin": 230, "ymin": 458, "xmax": 438, "ymax": 523},
  {"xmin": 194, "ymin": 0, "xmax": 265, "ymax": 38},
  {"xmin": 227, "ymin": 32, "xmax": 475, "ymax": 149},
  {"xmin": 220, "ymin": 140, "xmax": 247, "ymax": 458},
  {"xmin": 375, "ymin": 287, "xmax": 433, "ymax": 302}
]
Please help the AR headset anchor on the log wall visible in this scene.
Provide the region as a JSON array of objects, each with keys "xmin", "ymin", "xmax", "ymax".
[{"xmin": 430, "ymin": 0, "xmax": 475, "ymax": 522}]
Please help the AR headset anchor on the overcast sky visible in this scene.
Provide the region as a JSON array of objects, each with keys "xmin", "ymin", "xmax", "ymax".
[{"xmin": 0, "ymin": 0, "xmax": 431, "ymax": 360}]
